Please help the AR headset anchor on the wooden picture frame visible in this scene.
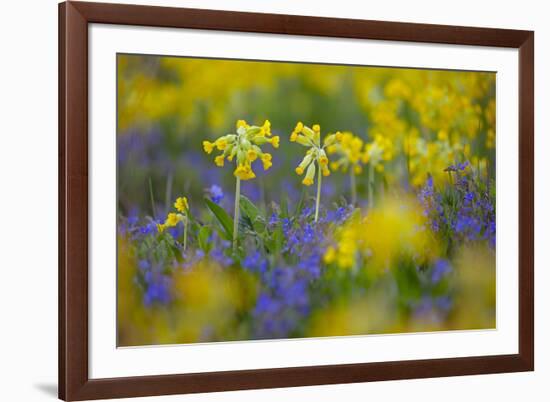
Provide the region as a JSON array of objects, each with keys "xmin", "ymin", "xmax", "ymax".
[{"xmin": 59, "ymin": 1, "xmax": 534, "ymax": 400}]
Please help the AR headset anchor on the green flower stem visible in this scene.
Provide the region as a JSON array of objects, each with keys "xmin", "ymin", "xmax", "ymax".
[
  {"xmin": 233, "ymin": 177, "xmax": 241, "ymax": 251},
  {"xmin": 368, "ymin": 163, "xmax": 374, "ymax": 209},
  {"xmin": 183, "ymin": 217, "xmax": 188, "ymax": 252},
  {"xmin": 315, "ymin": 162, "xmax": 322, "ymax": 222},
  {"xmin": 350, "ymin": 167, "xmax": 357, "ymax": 205},
  {"xmin": 148, "ymin": 177, "xmax": 156, "ymax": 218}
]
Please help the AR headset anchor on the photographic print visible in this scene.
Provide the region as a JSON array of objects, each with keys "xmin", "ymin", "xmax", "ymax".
[{"xmin": 117, "ymin": 54, "xmax": 496, "ymax": 347}]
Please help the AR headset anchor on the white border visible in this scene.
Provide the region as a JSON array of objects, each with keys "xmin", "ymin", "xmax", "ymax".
[{"xmin": 89, "ymin": 24, "xmax": 519, "ymax": 379}]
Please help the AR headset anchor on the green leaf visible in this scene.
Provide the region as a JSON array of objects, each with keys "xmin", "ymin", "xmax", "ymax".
[
  {"xmin": 294, "ymin": 188, "xmax": 306, "ymax": 219},
  {"xmin": 239, "ymin": 195, "xmax": 260, "ymax": 222},
  {"xmin": 280, "ymin": 195, "xmax": 289, "ymax": 219},
  {"xmin": 240, "ymin": 195, "xmax": 266, "ymax": 233},
  {"xmin": 198, "ymin": 225, "xmax": 213, "ymax": 252},
  {"xmin": 204, "ymin": 197, "xmax": 233, "ymax": 241},
  {"xmin": 271, "ymin": 223, "xmax": 283, "ymax": 255}
]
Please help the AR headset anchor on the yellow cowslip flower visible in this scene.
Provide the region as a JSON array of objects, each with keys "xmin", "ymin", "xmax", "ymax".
[
  {"xmin": 247, "ymin": 149, "xmax": 258, "ymax": 162},
  {"xmin": 270, "ymin": 136, "xmax": 280, "ymax": 148},
  {"xmin": 215, "ymin": 138, "xmax": 228, "ymax": 150},
  {"xmin": 156, "ymin": 223, "xmax": 166, "ymax": 233},
  {"xmin": 165, "ymin": 212, "xmax": 182, "ymax": 227},
  {"xmin": 234, "ymin": 164, "xmax": 256, "ymax": 180},
  {"xmin": 261, "ymin": 153, "xmax": 272, "ymax": 170},
  {"xmin": 259, "ymin": 120, "xmax": 271, "ymax": 136},
  {"xmin": 215, "ymin": 155, "xmax": 225, "ymax": 167},
  {"xmin": 202, "ymin": 140, "xmax": 215, "ymax": 154},
  {"xmin": 174, "ymin": 196, "xmax": 189, "ymax": 213},
  {"xmin": 290, "ymin": 122, "xmax": 341, "ymax": 221}
]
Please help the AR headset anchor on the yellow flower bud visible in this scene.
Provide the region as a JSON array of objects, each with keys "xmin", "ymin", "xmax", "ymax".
[
  {"xmin": 295, "ymin": 166, "xmax": 304, "ymax": 175},
  {"xmin": 296, "ymin": 135, "xmax": 312, "ymax": 147},
  {"xmin": 324, "ymin": 134, "xmax": 337, "ymax": 147},
  {"xmin": 322, "ymin": 166, "xmax": 331, "ymax": 176},
  {"xmin": 156, "ymin": 223, "xmax": 166, "ymax": 233},
  {"xmin": 261, "ymin": 120, "xmax": 271, "ymax": 136},
  {"xmin": 302, "ymin": 161, "xmax": 316, "ymax": 186},
  {"xmin": 319, "ymin": 150, "xmax": 328, "ymax": 166},
  {"xmin": 312, "ymin": 124, "xmax": 320, "ymax": 133},
  {"xmin": 302, "ymin": 125, "xmax": 315, "ymax": 140},
  {"xmin": 290, "ymin": 132, "xmax": 298, "ymax": 142}
]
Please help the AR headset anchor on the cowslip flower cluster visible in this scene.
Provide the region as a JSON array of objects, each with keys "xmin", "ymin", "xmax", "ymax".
[
  {"xmin": 362, "ymin": 133, "xmax": 394, "ymax": 171},
  {"xmin": 361, "ymin": 133, "xmax": 395, "ymax": 207},
  {"xmin": 326, "ymin": 131, "xmax": 366, "ymax": 204},
  {"xmin": 157, "ymin": 196, "xmax": 190, "ymax": 250},
  {"xmin": 291, "ymin": 122, "xmax": 341, "ymax": 221},
  {"xmin": 203, "ymin": 119, "xmax": 279, "ymax": 180},
  {"xmin": 327, "ymin": 131, "xmax": 365, "ymax": 174},
  {"xmin": 203, "ymin": 119, "xmax": 279, "ymax": 250}
]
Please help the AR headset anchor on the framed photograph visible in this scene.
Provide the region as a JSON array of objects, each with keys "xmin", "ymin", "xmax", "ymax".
[{"xmin": 59, "ymin": 1, "xmax": 534, "ymax": 400}]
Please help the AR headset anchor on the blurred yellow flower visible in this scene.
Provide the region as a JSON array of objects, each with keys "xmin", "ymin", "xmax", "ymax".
[
  {"xmin": 174, "ymin": 196, "xmax": 189, "ymax": 213},
  {"xmin": 325, "ymin": 195, "xmax": 439, "ymax": 272}
]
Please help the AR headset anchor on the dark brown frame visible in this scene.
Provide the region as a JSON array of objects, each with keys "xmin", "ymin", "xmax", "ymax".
[{"xmin": 59, "ymin": 1, "xmax": 534, "ymax": 400}]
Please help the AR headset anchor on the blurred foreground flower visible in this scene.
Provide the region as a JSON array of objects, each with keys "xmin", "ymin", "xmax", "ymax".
[
  {"xmin": 324, "ymin": 195, "xmax": 439, "ymax": 272},
  {"xmin": 451, "ymin": 244, "xmax": 496, "ymax": 329}
]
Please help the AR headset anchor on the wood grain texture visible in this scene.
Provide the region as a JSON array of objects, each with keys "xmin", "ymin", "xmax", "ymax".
[{"xmin": 58, "ymin": 1, "xmax": 534, "ymax": 400}]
